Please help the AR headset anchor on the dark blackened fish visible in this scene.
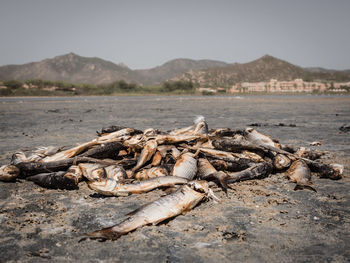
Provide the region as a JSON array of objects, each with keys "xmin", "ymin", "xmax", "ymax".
[
  {"xmin": 212, "ymin": 135, "xmax": 266, "ymax": 153},
  {"xmin": 27, "ymin": 171, "xmax": 78, "ymax": 190},
  {"xmin": 79, "ymin": 142, "xmax": 123, "ymax": 159},
  {"xmin": 224, "ymin": 162, "xmax": 273, "ymax": 184},
  {"xmin": 209, "ymin": 158, "xmax": 253, "ymax": 172}
]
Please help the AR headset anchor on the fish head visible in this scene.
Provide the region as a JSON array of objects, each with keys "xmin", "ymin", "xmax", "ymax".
[
  {"xmin": 188, "ymin": 180, "xmax": 220, "ymax": 202},
  {"xmin": 245, "ymin": 127, "xmax": 255, "ymax": 134},
  {"xmin": 11, "ymin": 151, "xmax": 27, "ymax": 165},
  {"xmin": 88, "ymin": 179, "xmax": 117, "ymax": 192},
  {"xmin": 188, "ymin": 180, "xmax": 209, "ymax": 194},
  {"xmin": 193, "ymin": 121, "xmax": 209, "ymax": 135},
  {"xmin": 330, "ymin": 164, "xmax": 344, "ymax": 180},
  {"xmin": 0, "ymin": 165, "xmax": 20, "ymax": 181}
]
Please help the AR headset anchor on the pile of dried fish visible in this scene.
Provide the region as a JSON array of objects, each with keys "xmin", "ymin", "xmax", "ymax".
[{"xmin": 0, "ymin": 116, "xmax": 344, "ymax": 241}]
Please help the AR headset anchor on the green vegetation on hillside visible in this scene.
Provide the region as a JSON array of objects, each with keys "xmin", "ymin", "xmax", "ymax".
[{"xmin": 0, "ymin": 79, "xmax": 197, "ymax": 96}]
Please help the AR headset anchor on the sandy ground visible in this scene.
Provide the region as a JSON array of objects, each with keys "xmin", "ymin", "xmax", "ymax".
[{"xmin": 0, "ymin": 95, "xmax": 349, "ymax": 262}]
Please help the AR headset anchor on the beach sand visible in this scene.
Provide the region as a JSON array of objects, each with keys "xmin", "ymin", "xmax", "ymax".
[{"xmin": 0, "ymin": 95, "xmax": 349, "ymax": 262}]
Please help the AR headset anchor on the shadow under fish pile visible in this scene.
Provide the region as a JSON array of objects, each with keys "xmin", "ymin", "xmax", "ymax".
[{"xmin": 0, "ymin": 116, "xmax": 344, "ymax": 241}]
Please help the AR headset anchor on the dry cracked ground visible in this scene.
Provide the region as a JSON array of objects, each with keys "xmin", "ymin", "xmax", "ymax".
[{"xmin": 0, "ymin": 95, "xmax": 349, "ymax": 262}]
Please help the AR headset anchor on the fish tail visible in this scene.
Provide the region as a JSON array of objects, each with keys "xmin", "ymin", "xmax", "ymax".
[
  {"xmin": 294, "ymin": 184, "xmax": 317, "ymax": 192},
  {"xmin": 194, "ymin": 115, "xmax": 205, "ymax": 124},
  {"xmin": 79, "ymin": 227, "xmax": 121, "ymax": 242},
  {"xmin": 214, "ymin": 172, "xmax": 229, "ymax": 194}
]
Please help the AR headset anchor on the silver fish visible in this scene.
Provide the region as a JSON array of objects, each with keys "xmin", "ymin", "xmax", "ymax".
[
  {"xmin": 88, "ymin": 176, "xmax": 188, "ymax": 196},
  {"xmin": 42, "ymin": 140, "xmax": 98, "ymax": 162},
  {"xmin": 197, "ymin": 147, "xmax": 264, "ymax": 163},
  {"xmin": 96, "ymin": 128, "xmax": 135, "ymax": 144},
  {"xmin": 135, "ymin": 167, "xmax": 168, "ymax": 180},
  {"xmin": 171, "ymin": 152, "xmax": 197, "ymax": 180},
  {"xmin": 132, "ymin": 139, "xmax": 158, "ymax": 173},
  {"xmin": 104, "ymin": 165, "xmax": 127, "ymax": 181},
  {"xmin": 244, "ymin": 128, "xmax": 281, "ymax": 149},
  {"xmin": 79, "ymin": 163, "xmax": 106, "ymax": 181},
  {"xmin": 82, "ymin": 180, "xmax": 209, "ymax": 241}
]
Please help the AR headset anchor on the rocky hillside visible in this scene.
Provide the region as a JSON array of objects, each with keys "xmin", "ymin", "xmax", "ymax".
[
  {"xmin": 172, "ymin": 55, "xmax": 350, "ymax": 87},
  {"xmin": 135, "ymin": 58, "xmax": 229, "ymax": 85},
  {"xmin": 0, "ymin": 54, "xmax": 229, "ymax": 85},
  {"xmin": 0, "ymin": 53, "xmax": 142, "ymax": 85},
  {"xmin": 0, "ymin": 53, "xmax": 349, "ymax": 86}
]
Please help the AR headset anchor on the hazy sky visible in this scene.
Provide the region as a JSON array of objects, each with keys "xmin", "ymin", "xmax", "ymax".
[{"xmin": 0, "ymin": 0, "xmax": 349, "ymax": 69}]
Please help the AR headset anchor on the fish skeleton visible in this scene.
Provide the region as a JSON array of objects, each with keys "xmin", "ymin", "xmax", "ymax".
[
  {"xmin": 88, "ymin": 176, "xmax": 189, "ymax": 196},
  {"xmin": 82, "ymin": 180, "xmax": 209, "ymax": 241}
]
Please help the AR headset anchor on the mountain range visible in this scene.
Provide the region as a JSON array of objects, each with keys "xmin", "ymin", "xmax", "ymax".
[{"xmin": 0, "ymin": 53, "xmax": 349, "ymax": 86}]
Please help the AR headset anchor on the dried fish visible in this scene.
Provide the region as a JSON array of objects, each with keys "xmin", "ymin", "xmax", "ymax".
[
  {"xmin": 135, "ymin": 166, "xmax": 168, "ymax": 180},
  {"xmin": 224, "ymin": 162, "xmax": 273, "ymax": 184},
  {"xmin": 82, "ymin": 180, "xmax": 208, "ymax": 241},
  {"xmin": 172, "ymin": 152, "xmax": 197, "ymax": 180},
  {"xmin": 0, "ymin": 165, "xmax": 20, "ymax": 181},
  {"xmin": 287, "ymin": 160, "xmax": 316, "ymax": 192},
  {"xmin": 244, "ymin": 128, "xmax": 281, "ymax": 149},
  {"xmin": 132, "ymin": 139, "xmax": 158, "ymax": 173},
  {"xmin": 27, "ymin": 171, "xmax": 78, "ymax": 190},
  {"xmin": 273, "ymin": 154, "xmax": 292, "ymax": 170},
  {"xmin": 88, "ymin": 176, "xmax": 188, "ymax": 196}
]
